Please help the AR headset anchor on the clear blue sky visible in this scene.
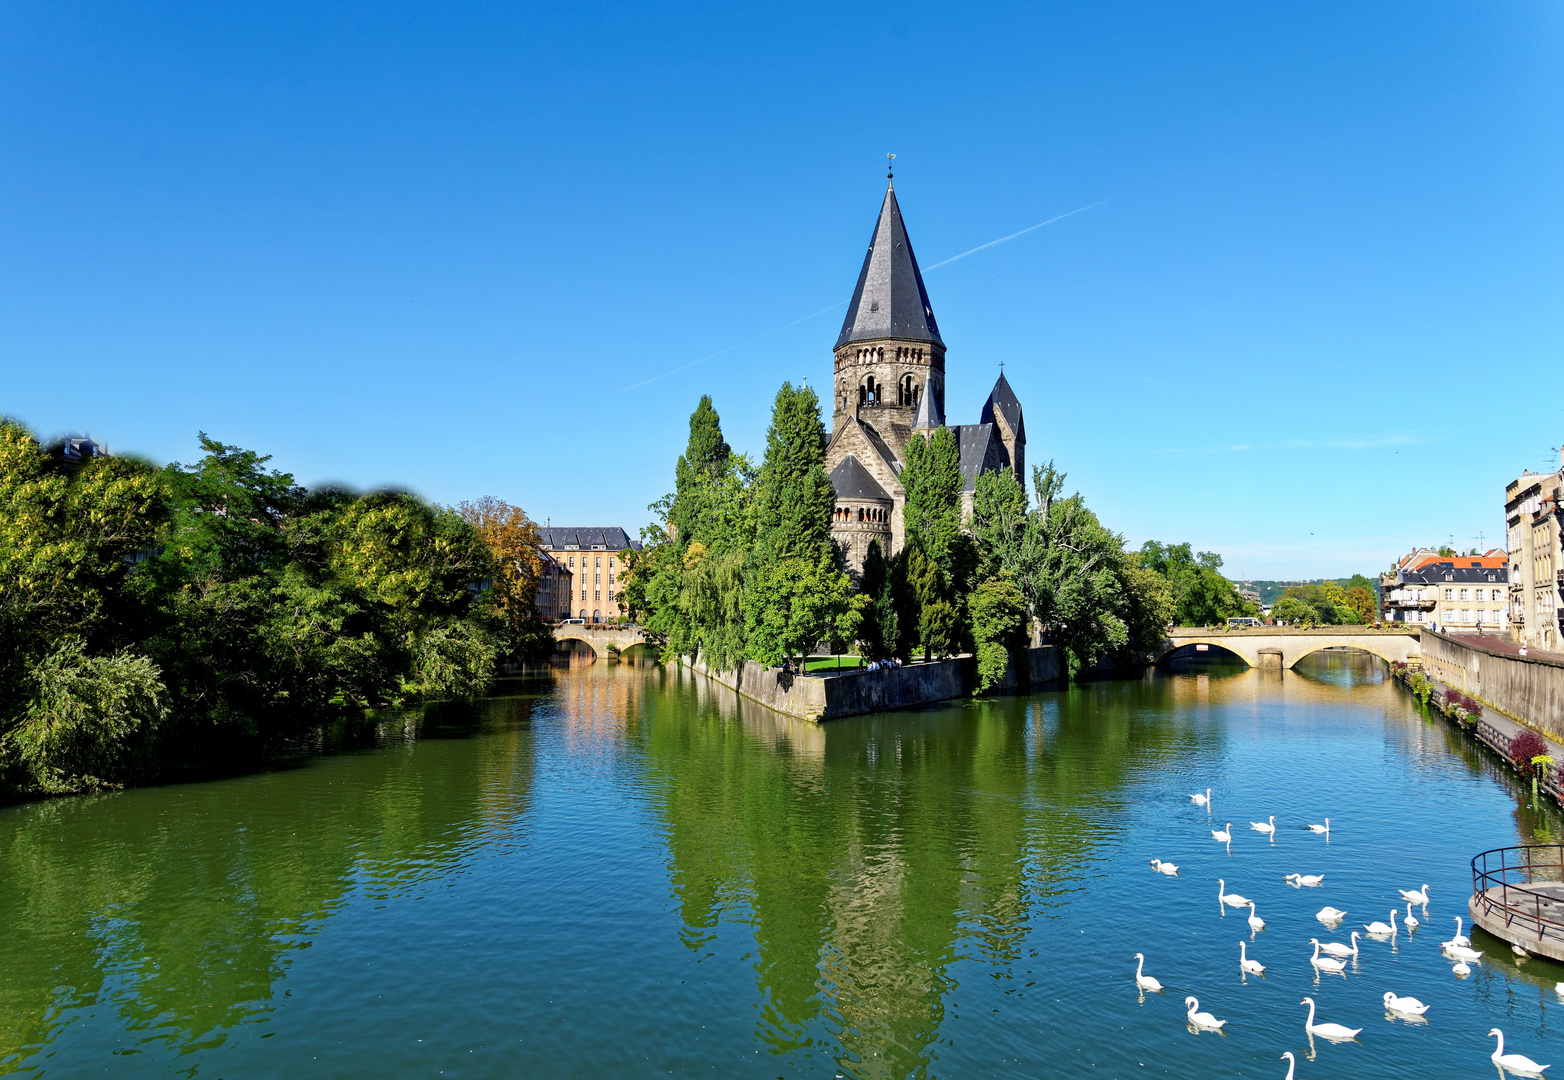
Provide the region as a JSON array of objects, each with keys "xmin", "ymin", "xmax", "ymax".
[{"xmin": 3, "ymin": 2, "xmax": 1559, "ymax": 579}]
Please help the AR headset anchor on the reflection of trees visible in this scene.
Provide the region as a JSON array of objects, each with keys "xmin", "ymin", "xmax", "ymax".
[
  {"xmin": 641, "ymin": 672, "xmax": 1201, "ymax": 1079},
  {"xmin": 0, "ymin": 695, "xmax": 537, "ymax": 1075}
]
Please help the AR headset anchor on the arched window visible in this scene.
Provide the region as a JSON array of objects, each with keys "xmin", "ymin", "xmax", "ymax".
[
  {"xmin": 862, "ymin": 375, "xmax": 878, "ymax": 406},
  {"xmin": 593, "ymin": 609, "xmax": 601, "ymax": 623},
  {"xmin": 579, "ymin": 608, "xmax": 587, "ymax": 619},
  {"xmin": 899, "ymin": 374, "xmax": 918, "ymax": 406}
]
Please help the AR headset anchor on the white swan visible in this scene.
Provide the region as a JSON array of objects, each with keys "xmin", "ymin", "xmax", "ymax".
[
  {"xmin": 1364, "ymin": 909, "xmax": 1398, "ymax": 936},
  {"xmin": 1134, "ymin": 952, "xmax": 1163, "ymax": 993},
  {"xmin": 1185, "ymin": 995, "xmax": 1227, "ymax": 1030},
  {"xmin": 1404, "ymin": 902, "xmax": 1419, "ymax": 929},
  {"xmin": 1317, "ymin": 931, "xmax": 1360, "ymax": 958},
  {"xmin": 1489, "ymin": 1028, "xmax": 1550, "ymax": 1075},
  {"xmin": 1149, "ymin": 859, "xmax": 1179, "ymax": 876},
  {"xmin": 1212, "ymin": 823, "xmax": 1233, "ymax": 843},
  {"xmin": 1556, "ymin": 982, "xmax": 1564, "ymax": 997},
  {"xmin": 1444, "ymin": 943, "xmax": 1483, "ymax": 963},
  {"xmin": 1301, "ymin": 996, "xmax": 1361, "ymax": 1040},
  {"xmin": 1316, "ymin": 906, "xmax": 1348, "ymax": 923},
  {"xmin": 1309, "ymin": 939, "xmax": 1348, "ymax": 973},
  {"xmin": 1219, "ymin": 880, "xmax": 1252, "ymax": 907},
  {"xmin": 1247, "ymin": 902, "xmax": 1265, "ymax": 931},
  {"xmin": 1383, "ymin": 991, "xmax": 1429, "ymax": 1016},
  {"xmin": 1239, "ymin": 940, "xmax": 1264, "ymax": 975},
  {"xmin": 1286, "ymin": 873, "xmax": 1324, "ymax": 887},
  {"xmin": 1280, "ymin": 1051, "xmax": 1295, "ymax": 1079},
  {"xmin": 1191, "ymin": 788, "xmax": 1211, "ymax": 807},
  {"xmin": 1514, "ymin": 944, "xmax": 1531, "ymax": 959},
  {"xmin": 1452, "ymin": 959, "xmax": 1472, "ymax": 976},
  {"xmin": 1307, "ymin": 818, "xmax": 1330, "ymax": 835},
  {"xmin": 1250, "ymin": 815, "xmax": 1276, "ymax": 836},
  {"xmin": 1443, "ymin": 916, "xmax": 1470, "ymax": 948},
  {"xmin": 1399, "ymin": 883, "xmax": 1430, "ymax": 907}
]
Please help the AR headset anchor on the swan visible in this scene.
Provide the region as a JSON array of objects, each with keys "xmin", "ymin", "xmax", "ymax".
[
  {"xmin": 1212, "ymin": 823, "xmax": 1233, "ymax": 844},
  {"xmin": 1301, "ymin": 996, "xmax": 1361, "ymax": 1040},
  {"xmin": 1404, "ymin": 903, "xmax": 1419, "ymax": 929},
  {"xmin": 1185, "ymin": 995, "xmax": 1227, "ymax": 1031},
  {"xmin": 1452, "ymin": 959, "xmax": 1471, "ymax": 976},
  {"xmin": 1309, "ymin": 939, "xmax": 1348, "ymax": 973},
  {"xmin": 1239, "ymin": 940, "xmax": 1264, "ymax": 975},
  {"xmin": 1383, "ymin": 991, "xmax": 1429, "ymax": 1016},
  {"xmin": 1399, "ymin": 884, "xmax": 1430, "ymax": 907},
  {"xmin": 1247, "ymin": 902, "xmax": 1265, "ymax": 931},
  {"xmin": 1133, "ymin": 952, "xmax": 1163, "ymax": 993},
  {"xmin": 1286, "ymin": 873, "xmax": 1325, "ymax": 887},
  {"xmin": 1191, "ymin": 788, "xmax": 1211, "ymax": 807},
  {"xmin": 1219, "ymin": 880, "xmax": 1252, "ymax": 907},
  {"xmin": 1307, "ymin": 818, "xmax": 1330, "ymax": 835},
  {"xmin": 1280, "ymin": 1051, "xmax": 1295, "ymax": 1080},
  {"xmin": 1250, "ymin": 815, "xmax": 1276, "ymax": 836},
  {"xmin": 1364, "ymin": 909, "xmax": 1399, "ymax": 935},
  {"xmin": 1489, "ymin": 1028, "xmax": 1550, "ymax": 1075},
  {"xmin": 1443, "ymin": 943, "xmax": 1483, "ymax": 963},
  {"xmin": 1317, "ymin": 931, "xmax": 1360, "ymax": 958},
  {"xmin": 1316, "ymin": 906, "xmax": 1348, "ymax": 923},
  {"xmin": 1556, "ymin": 982, "xmax": 1564, "ymax": 997},
  {"xmin": 1149, "ymin": 859, "xmax": 1179, "ymax": 876},
  {"xmin": 1513, "ymin": 944, "xmax": 1530, "ymax": 959},
  {"xmin": 1443, "ymin": 916, "xmax": 1470, "ymax": 948}
]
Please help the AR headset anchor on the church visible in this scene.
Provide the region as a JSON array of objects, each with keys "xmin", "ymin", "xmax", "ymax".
[{"xmin": 826, "ymin": 173, "xmax": 1027, "ymax": 573}]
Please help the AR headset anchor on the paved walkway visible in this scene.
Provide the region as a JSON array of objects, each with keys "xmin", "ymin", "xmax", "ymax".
[{"xmin": 1438, "ymin": 630, "xmax": 1564, "ymax": 666}]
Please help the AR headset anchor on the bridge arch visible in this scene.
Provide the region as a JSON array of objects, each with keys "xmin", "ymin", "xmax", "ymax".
[{"xmin": 1155, "ymin": 630, "xmax": 1420, "ymax": 670}]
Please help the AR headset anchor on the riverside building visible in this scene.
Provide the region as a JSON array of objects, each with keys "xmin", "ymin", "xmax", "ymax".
[
  {"xmin": 537, "ymin": 526, "xmax": 641, "ymax": 623},
  {"xmin": 1506, "ymin": 455, "xmax": 1564, "ymax": 651},
  {"xmin": 825, "ymin": 169, "xmax": 1026, "ymax": 573}
]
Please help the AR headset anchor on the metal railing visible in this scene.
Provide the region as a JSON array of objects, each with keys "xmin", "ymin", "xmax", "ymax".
[{"xmin": 1471, "ymin": 845, "xmax": 1564, "ymax": 946}]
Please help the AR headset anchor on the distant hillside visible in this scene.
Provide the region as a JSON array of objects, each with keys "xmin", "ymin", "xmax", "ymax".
[{"xmin": 1236, "ymin": 577, "xmax": 1379, "ymax": 606}]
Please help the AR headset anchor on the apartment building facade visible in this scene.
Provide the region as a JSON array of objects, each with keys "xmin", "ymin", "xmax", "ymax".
[
  {"xmin": 1382, "ymin": 558, "xmax": 1509, "ymax": 630},
  {"xmin": 537, "ymin": 526, "xmax": 641, "ymax": 623},
  {"xmin": 1506, "ymin": 459, "xmax": 1564, "ymax": 651}
]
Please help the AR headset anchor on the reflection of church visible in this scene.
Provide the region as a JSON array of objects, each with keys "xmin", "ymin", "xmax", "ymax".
[{"xmin": 825, "ymin": 173, "xmax": 1026, "ymax": 572}]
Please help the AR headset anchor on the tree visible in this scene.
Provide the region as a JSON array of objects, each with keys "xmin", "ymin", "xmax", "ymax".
[
  {"xmin": 744, "ymin": 383, "xmax": 863, "ymax": 665},
  {"xmin": 969, "ymin": 571, "xmax": 1028, "ymax": 692},
  {"xmin": 901, "ymin": 427, "xmax": 963, "ymax": 574},
  {"xmin": 857, "ymin": 540, "xmax": 898, "ymax": 661},
  {"xmin": 1270, "ymin": 595, "xmax": 1316, "ymax": 625},
  {"xmin": 1138, "ymin": 541, "xmax": 1257, "ymax": 626},
  {"xmin": 457, "ymin": 497, "xmax": 552, "ymax": 660}
]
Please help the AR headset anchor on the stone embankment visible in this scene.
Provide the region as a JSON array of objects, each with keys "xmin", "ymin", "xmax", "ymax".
[{"xmin": 688, "ymin": 646, "xmax": 1063, "ymax": 723}]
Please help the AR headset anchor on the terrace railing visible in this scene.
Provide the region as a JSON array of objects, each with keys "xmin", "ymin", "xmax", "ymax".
[{"xmin": 1470, "ymin": 845, "xmax": 1564, "ymax": 948}]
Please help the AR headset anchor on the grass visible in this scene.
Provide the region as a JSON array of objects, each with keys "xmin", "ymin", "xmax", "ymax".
[{"xmin": 803, "ymin": 655, "xmax": 863, "ymax": 673}]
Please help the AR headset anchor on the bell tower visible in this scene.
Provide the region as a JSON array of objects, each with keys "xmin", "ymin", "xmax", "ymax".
[{"xmin": 830, "ymin": 166, "xmax": 945, "ymax": 462}]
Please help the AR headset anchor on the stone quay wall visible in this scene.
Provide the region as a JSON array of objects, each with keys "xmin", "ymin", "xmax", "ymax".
[
  {"xmin": 1420, "ymin": 631, "xmax": 1564, "ymax": 742},
  {"xmin": 689, "ymin": 645, "xmax": 1063, "ymax": 723}
]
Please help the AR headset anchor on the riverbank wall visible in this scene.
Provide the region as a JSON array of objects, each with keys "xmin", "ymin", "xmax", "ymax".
[
  {"xmin": 687, "ymin": 646, "xmax": 1063, "ymax": 723},
  {"xmin": 1390, "ymin": 658, "xmax": 1564, "ymax": 806},
  {"xmin": 1420, "ymin": 631, "xmax": 1564, "ymax": 743}
]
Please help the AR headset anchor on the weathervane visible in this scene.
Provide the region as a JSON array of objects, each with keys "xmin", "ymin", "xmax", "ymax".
[{"xmin": 887, "ymin": 153, "xmax": 895, "ymax": 179}]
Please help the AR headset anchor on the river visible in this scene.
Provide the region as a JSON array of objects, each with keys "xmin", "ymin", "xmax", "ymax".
[{"xmin": 1, "ymin": 653, "xmax": 1560, "ymax": 1079}]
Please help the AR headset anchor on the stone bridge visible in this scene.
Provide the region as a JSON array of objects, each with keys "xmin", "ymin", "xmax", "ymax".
[
  {"xmin": 1158, "ymin": 627, "xmax": 1421, "ymax": 669},
  {"xmin": 551, "ymin": 623, "xmax": 650, "ymax": 655}
]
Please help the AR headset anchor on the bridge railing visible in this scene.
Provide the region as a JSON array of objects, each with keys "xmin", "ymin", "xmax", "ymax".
[{"xmin": 1471, "ymin": 844, "xmax": 1564, "ymax": 947}]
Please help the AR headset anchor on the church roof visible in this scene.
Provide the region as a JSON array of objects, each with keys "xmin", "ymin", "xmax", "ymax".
[
  {"xmin": 829, "ymin": 454, "xmax": 891, "ymax": 502},
  {"xmin": 949, "ymin": 424, "xmax": 1008, "ymax": 492},
  {"xmin": 835, "ymin": 180, "xmax": 944, "ymax": 350},
  {"xmin": 979, "ymin": 372, "xmax": 1024, "ymax": 439},
  {"xmin": 911, "ymin": 385, "xmax": 943, "ymax": 429}
]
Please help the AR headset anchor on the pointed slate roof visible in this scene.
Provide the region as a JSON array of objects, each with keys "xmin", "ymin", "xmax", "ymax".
[
  {"xmin": 911, "ymin": 385, "xmax": 943, "ymax": 429},
  {"xmin": 829, "ymin": 454, "xmax": 891, "ymax": 501},
  {"xmin": 979, "ymin": 372, "xmax": 1024, "ymax": 439},
  {"xmin": 948, "ymin": 424, "xmax": 1009, "ymax": 492},
  {"xmin": 835, "ymin": 180, "xmax": 944, "ymax": 350}
]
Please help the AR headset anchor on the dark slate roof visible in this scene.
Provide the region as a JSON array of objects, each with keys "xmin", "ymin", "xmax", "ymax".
[
  {"xmin": 835, "ymin": 181, "xmax": 944, "ymax": 350},
  {"xmin": 829, "ymin": 455, "xmax": 891, "ymax": 502},
  {"xmin": 858, "ymin": 419, "xmax": 903, "ymax": 476},
  {"xmin": 1401, "ymin": 564, "xmax": 1508, "ymax": 585},
  {"xmin": 911, "ymin": 384, "xmax": 943, "ymax": 429},
  {"xmin": 538, "ymin": 526, "xmax": 641, "ymax": 551},
  {"xmin": 949, "ymin": 424, "xmax": 1009, "ymax": 492},
  {"xmin": 979, "ymin": 372, "xmax": 1024, "ymax": 440}
]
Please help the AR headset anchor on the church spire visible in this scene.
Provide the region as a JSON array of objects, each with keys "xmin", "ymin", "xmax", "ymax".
[{"xmin": 835, "ymin": 175, "xmax": 943, "ymax": 350}]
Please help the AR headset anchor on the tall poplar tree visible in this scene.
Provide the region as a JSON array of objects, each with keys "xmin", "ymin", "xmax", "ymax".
[{"xmin": 744, "ymin": 383, "xmax": 862, "ymax": 666}]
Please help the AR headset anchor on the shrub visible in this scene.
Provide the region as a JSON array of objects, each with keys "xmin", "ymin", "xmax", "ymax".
[{"xmin": 1512, "ymin": 730, "xmax": 1549, "ymax": 779}]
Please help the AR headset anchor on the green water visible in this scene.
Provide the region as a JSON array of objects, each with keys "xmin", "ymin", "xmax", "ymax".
[{"xmin": 2, "ymin": 653, "xmax": 1560, "ymax": 1078}]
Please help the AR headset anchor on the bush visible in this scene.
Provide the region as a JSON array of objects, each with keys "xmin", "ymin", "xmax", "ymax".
[{"xmin": 1512, "ymin": 730, "xmax": 1549, "ymax": 779}]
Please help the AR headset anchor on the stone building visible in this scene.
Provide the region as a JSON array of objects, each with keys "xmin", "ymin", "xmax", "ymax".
[
  {"xmin": 537, "ymin": 526, "xmax": 642, "ymax": 623},
  {"xmin": 1506, "ymin": 455, "xmax": 1564, "ymax": 650},
  {"xmin": 824, "ymin": 173, "xmax": 1026, "ymax": 572}
]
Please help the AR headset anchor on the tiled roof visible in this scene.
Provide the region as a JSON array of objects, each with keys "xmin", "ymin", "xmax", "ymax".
[
  {"xmin": 1401, "ymin": 564, "xmax": 1509, "ymax": 585},
  {"xmin": 835, "ymin": 181, "xmax": 943, "ymax": 350},
  {"xmin": 829, "ymin": 455, "xmax": 891, "ymax": 501},
  {"xmin": 980, "ymin": 372, "xmax": 1024, "ymax": 441},
  {"xmin": 538, "ymin": 526, "xmax": 641, "ymax": 551},
  {"xmin": 949, "ymin": 423, "xmax": 1008, "ymax": 492},
  {"xmin": 911, "ymin": 384, "xmax": 943, "ymax": 429}
]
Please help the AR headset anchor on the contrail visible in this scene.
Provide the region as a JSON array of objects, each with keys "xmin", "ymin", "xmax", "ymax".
[
  {"xmin": 922, "ymin": 197, "xmax": 1116, "ymax": 270},
  {"xmin": 615, "ymin": 195, "xmax": 1115, "ymax": 393}
]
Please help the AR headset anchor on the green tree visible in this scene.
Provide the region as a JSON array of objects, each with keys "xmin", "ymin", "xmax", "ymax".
[
  {"xmin": 969, "ymin": 570, "xmax": 1028, "ymax": 692},
  {"xmin": 1138, "ymin": 541, "xmax": 1256, "ymax": 626},
  {"xmin": 901, "ymin": 427, "xmax": 963, "ymax": 574},
  {"xmin": 744, "ymin": 383, "xmax": 863, "ymax": 665},
  {"xmin": 857, "ymin": 540, "xmax": 899, "ymax": 661},
  {"xmin": 1270, "ymin": 595, "xmax": 1316, "ymax": 625}
]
